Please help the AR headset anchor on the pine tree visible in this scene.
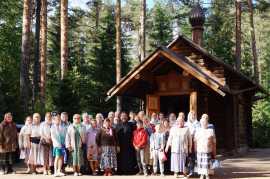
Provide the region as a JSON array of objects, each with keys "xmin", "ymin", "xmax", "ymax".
[
  {"xmin": 148, "ymin": 1, "xmax": 173, "ymax": 51},
  {"xmin": 20, "ymin": 0, "xmax": 32, "ymax": 115}
]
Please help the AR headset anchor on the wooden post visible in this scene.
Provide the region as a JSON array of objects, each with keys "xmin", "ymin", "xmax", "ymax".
[{"xmin": 190, "ymin": 91, "xmax": 197, "ymax": 118}]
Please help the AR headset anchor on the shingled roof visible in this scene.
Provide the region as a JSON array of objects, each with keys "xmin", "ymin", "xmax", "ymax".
[{"xmin": 106, "ymin": 35, "xmax": 267, "ymax": 100}]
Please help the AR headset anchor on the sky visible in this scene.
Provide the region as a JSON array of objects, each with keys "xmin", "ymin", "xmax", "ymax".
[{"xmin": 70, "ymin": 0, "xmax": 155, "ymax": 9}]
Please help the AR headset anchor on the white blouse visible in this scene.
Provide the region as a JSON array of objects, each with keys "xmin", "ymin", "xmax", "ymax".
[
  {"xmin": 40, "ymin": 121, "xmax": 51, "ymax": 139},
  {"xmin": 195, "ymin": 128, "xmax": 216, "ymax": 153},
  {"xmin": 167, "ymin": 126, "xmax": 192, "ymax": 154},
  {"xmin": 31, "ymin": 124, "xmax": 41, "ymax": 137},
  {"xmin": 19, "ymin": 124, "xmax": 32, "ymax": 148}
]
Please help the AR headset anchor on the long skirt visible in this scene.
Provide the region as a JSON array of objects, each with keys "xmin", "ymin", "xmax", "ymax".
[
  {"xmin": 100, "ymin": 146, "xmax": 117, "ymax": 170},
  {"xmin": 0, "ymin": 152, "xmax": 15, "ymax": 165},
  {"xmin": 69, "ymin": 148, "xmax": 84, "ymax": 166},
  {"xmin": 40, "ymin": 145, "xmax": 53, "ymax": 166},
  {"xmin": 20, "ymin": 148, "xmax": 30, "ymax": 164},
  {"xmin": 171, "ymin": 152, "xmax": 187, "ymax": 173},
  {"xmin": 197, "ymin": 152, "xmax": 211, "ymax": 175},
  {"xmin": 28, "ymin": 143, "xmax": 41, "ymax": 165}
]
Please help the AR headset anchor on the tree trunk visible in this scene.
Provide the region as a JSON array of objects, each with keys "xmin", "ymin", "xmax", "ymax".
[
  {"xmin": 33, "ymin": 0, "xmax": 41, "ymax": 107},
  {"xmin": 60, "ymin": 0, "xmax": 68, "ymax": 80},
  {"xmin": 247, "ymin": 0, "xmax": 260, "ymax": 83},
  {"xmin": 139, "ymin": 0, "xmax": 146, "ymax": 62},
  {"xmin": 40, "ymin": 0, "xmax": 47, "ymax": 112},
  {"xmin": 94, "ymin": 0, "xmax": 100, "ymax": 31},
  {"xmin": 115, "ymin": 0, "xmax": 122, "ymax": 112},
  {"xmin": 235, "ymin": 0, "xmax": 242, "ymax": 70},
  {"xmin": 20, "ymin": 0, "xmax": 32, "ymax": 114}
]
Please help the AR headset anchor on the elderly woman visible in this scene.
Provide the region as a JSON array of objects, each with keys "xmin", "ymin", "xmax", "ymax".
[
  {"xmin": 19, "ymin": 116, "xmax": 32, "ymax": 173},
  {"xmin": 96, "ymin": 113, "xmax": 104, "ymax": 129},
  {"xmin": 194, "ymin": 114, "xmax": 216, "ymax": 179},
  {"xmin": 66, "ymin": 114, "xmax": 86, "ymax": 176},
  {"xmin": 185, "ymin": 111, "xmax": 200, "ymax": 176},
  {"xmin": 165, "ymin": 114, "xmax": 192, "ymax": 179},
  {"xmin": 0, "ymin": 113, "xmax": 18, "ymax": 175},
  {"xmin": 28, "ymin": 113, "xmax": 42, "ymax": 174},
  {"xmin": 96, "ymin": 119, "xmax": 118, "ymax": 176},
  {"xmin": 40, "ymin": 112, "xmax": 53, "ymax": 175}
]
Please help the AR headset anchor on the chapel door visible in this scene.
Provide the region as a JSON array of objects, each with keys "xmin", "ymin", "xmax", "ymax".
[{"xmin": 146, "ymin": 95, "xmax": 160, "ymax": 116}]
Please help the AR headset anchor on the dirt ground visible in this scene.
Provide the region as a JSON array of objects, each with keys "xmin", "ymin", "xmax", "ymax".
[{"xmin": 1, "ymin": 148, "xmax": 270, "ymax": 179}]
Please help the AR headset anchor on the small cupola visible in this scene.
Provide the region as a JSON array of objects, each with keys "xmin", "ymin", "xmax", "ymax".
[{"xmin": 189, "ymin": 3, "xmax": 205, "ymax": 46}]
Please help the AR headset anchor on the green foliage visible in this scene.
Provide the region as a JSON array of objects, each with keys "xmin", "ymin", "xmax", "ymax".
[
  {"xmin": 204, "ymin": 0, "xmax": 235, "ymax": 66},
  {"xmin": 250, "ymin": 4, "xmax": 270, "ymax": 147},
  {"xmin": 0, "ymin": 0, "xmax": 22, "ymax": 122},
  {"xmin": 147, "ymin": 0, "xmax": 173, "ymax": 51},
  {"xmin": 252, "ymin": 98, "xmax": 270, "ymax": 147}
]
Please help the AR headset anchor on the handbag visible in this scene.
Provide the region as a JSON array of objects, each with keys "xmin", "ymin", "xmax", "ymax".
[
  {"xmin": 159, "ymin": 151, "xmax": 167, "ymax": 162},
  {"xmin": 211, "ymin": 159, "xmax": 221, "ymax": 169},
  {"xmin": 40, "ymin": 138, "xmax": 51, "ymax": 146}
]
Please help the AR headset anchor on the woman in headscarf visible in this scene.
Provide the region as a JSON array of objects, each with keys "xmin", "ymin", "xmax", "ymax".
[
  {"xmin": 195, "ymin": 114, "xmax": 216, "ymax": 179},
  {"xmin": 185, "ymin": 111, "xmax": 200, "ymax": 176},
  {"xmin": 165, "ymin": 114, "xmax": 192, "ymax": 179},
  {"xmin": 96, "ymin": 119, "xmax": 118, "ymax": 176},
  {"xmin": 66, "ymin": 114, "xmax": 86, "ymax": 176},
  {"xmin": 0, "ymin": 113, "xmax": 18, "ymax": 175}
]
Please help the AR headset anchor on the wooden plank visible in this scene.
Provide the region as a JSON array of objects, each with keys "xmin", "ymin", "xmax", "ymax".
[{"xmin": 154, "ymin": 91, "xmax": 191, "ymax": 96}]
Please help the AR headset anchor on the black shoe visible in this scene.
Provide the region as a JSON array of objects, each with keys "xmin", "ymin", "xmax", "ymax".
[{"xmin": 7, "ymin": 166, "xmax": 14, "ymax": 174}]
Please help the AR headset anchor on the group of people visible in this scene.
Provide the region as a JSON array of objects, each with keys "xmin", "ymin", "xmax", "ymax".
[{"xmin": 0, "ymin": 110, "xmax": 216, "ymax": 179}]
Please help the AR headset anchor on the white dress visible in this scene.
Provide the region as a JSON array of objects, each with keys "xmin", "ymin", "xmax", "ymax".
[
  {"xmin": 167, "ymin": 126, "xmax": 192, "ymax": 173},
  {"xmin": 195, "ymin": 128, "xmax": 216, "ymax": 175},
  {"xmin": 40, "ymin": 121, "xmax": 53, "ymax": 166},
  {"xmin": 19, "ymin": 124, "xmax": 31, "ymax": 162},
  {"xmin": 28, "ymin": 124, "xmax": 42, "ymax": 165}
]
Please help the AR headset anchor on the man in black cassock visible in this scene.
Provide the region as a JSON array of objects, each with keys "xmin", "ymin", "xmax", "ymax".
[{"xmin": 115, "ymin": 112, "xmax": 138, "ymax": 175}]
